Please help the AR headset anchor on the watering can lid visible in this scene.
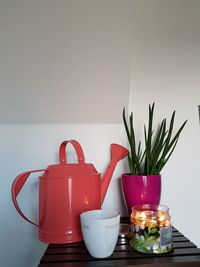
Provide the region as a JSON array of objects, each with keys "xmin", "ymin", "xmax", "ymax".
[
  {"xmin": 41, "ymin": 162, "xmax": 100, "ymax": 178},
  {"xmin": 40, "ymin": 140, "xmax": 100, "ymax": 178}
]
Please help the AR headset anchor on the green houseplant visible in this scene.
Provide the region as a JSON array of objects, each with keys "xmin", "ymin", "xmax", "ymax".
[
  {"xmin": 123, "ymin": 103, "xmax": 187, "ymax": 175},
  {"xmin": 121, "ymin": 103, "xmax": 187, "ymax": 213}
]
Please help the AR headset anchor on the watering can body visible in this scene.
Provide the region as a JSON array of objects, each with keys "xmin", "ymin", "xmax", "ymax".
[
  {"xmin": 39, "ymin": 166, "xmax": 101, "ymax": 243},
  {"xmin": 12, "ymin": 140, "xmax": 128, "ymax": 243}
]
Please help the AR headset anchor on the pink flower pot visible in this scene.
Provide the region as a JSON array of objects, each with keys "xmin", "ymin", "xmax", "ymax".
[{"xmin": 122, "ymin": 174, "xmax": 161, "ymax": 214}]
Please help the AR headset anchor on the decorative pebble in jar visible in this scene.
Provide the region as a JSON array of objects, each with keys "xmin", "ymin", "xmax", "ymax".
[{"xmin": 130, "ymin": 204, "xmax": 173, "ymax": 254}]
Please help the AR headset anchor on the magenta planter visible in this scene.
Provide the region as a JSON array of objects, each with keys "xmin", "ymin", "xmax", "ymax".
[{"xmin": 122, "ymin": 174, "xmax": 161, "ymax": 214}]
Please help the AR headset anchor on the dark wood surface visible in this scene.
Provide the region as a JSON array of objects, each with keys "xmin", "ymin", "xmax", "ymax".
[{"xmin": 38, "ymin": 218, "xmax": 200, "ymax": 267}]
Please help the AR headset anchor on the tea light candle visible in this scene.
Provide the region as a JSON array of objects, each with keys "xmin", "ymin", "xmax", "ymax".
[{"xmin": 130, "ymin": 204, "xmax": 173, "ymax": 254}]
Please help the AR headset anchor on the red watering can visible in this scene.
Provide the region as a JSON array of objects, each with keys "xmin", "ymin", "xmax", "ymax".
[{"xmin": 11, "ymin": 140, "xmax": 128, "ymax": 243}]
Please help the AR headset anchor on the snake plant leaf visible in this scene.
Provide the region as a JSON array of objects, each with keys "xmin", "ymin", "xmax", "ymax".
[
  {"xmin": 123, "ymin": 107, "xmax": 142, "ymax": 174},
  {"xmin": 130, "ymin": 112, "xmax": 135, "ymax": 147},
  {"xmin": 123, "ymin": 104, "xmax": 187, "ymax": 175},
  {"xmin": 128, "ymin": 154, "xmax": 134, "ymax": 175},
  {"xmin": 144, "ymin": 125, "xmax": 149, "ymax": 174},
  {"xmin": 162, "ymin": 111, "xmax": 175, "ymax": 157},
  {"xmin": 162, "ymin": 119, "xmax": 187, "ymax": 159},
  {"xmin": 156, "ymin": 139, "xmax": 179, "ymax": 174},
  {"xmin": 150, "ymin": 119, "xmax": 167, "ymax": 174}
]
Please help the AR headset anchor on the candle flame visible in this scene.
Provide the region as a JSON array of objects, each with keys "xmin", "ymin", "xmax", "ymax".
[
  {"xmin": 159, "ymin": 215, "xmax": 165, "ymax": 221},
  {"xmin": 140, "ymin": 211, "xmax": 147, "ymax": 219}
]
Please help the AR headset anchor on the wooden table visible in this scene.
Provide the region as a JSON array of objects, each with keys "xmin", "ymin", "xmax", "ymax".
[{"xmin": 38, "ymin": 219, "xmax": 200, "ymax": 267}]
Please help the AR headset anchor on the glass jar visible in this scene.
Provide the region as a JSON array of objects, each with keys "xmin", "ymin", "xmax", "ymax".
[{"xmin": 130, "ymin": 204, "xmax": 173, "ymax": 254}]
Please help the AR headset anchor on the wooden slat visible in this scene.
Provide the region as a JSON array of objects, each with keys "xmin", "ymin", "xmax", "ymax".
[
  {"xmin": 173, "ymin": 237, "xmax": 189, "ymax": 242},
  {"xmin": 173, "ymin": 242, "xmax": 197, "ymax": 249},
  {"xmin": 38, "ymin": 223, "xmax": 200, "ymax": 267},
  {"xmin": 45, "ymin": 242, "xmax": 197, "ymax": 255},
  {"xmin": 38, "ymin": 257, "xmax": 200, "ymax": 267},
  {"xmin": 38, "ymin": 256, "xmax": 200, "ymax": 267},
  {"xmin": 47, "ymin": 227, "xmax": 182, "ymax": 248},
  {"xmin": 41, "ymin": 247, "xmax": 200, "ymax": 263},
  {"xmin": 172, "ymin": 232, "xmax": 184, "ymax": 237},
  {"xmin": 48, "ymin": 234, "xmax": 188, "ymax": 250},
  {"xmin": 49, "ymin": 242, "xmax": 84, "ymax": 249}
]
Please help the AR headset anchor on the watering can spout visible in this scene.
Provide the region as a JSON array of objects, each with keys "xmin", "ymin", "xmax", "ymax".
[{"xmin": 101, "ymin": 144, "xmax": 129, "ymax": 203}]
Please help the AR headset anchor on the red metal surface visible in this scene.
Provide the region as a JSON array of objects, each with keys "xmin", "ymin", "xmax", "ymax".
[{"xmin": 11, "ymin": 140, "xmax": 128, "ymax": 244}]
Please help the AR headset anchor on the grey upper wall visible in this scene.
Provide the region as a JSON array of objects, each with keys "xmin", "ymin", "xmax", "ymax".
[{"xmin": 0, "ymin": 0, "xmax": 132, "ymax": 124}]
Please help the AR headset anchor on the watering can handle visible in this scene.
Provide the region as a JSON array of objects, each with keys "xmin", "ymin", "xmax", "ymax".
[
  {"xmin": 11, "ymin": 169, "xmax": 46, "ymax": 227},
  {"xmin": 59, "ymin": 140, "xmax": 85, "ymax": 164}
]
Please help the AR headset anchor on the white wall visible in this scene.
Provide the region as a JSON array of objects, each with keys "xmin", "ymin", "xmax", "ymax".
[
  {"xmin": 0, "ymin": 0, "xmax": 131, "ymax": 123},
  {"xmin": 1, "ymin": 0, "xmax": 200, "ymax": 267},
  {"xmin": 0, "ymin": 1, "xmax": 132, "ymax": 266},
  {"xmin": 129, "ymin": 0, "xmax": 200, "ymax": 248}
]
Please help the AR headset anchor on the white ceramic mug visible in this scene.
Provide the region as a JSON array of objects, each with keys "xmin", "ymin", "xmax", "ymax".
[{"xmin": 80, "ymin": 209, "xmax": 120, "ymax": 258}]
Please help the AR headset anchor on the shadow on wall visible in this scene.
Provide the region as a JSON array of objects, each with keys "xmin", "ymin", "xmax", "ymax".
[{"xmin": 117, "ymin": 176, "xmax": 129, "ymax": 216}]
